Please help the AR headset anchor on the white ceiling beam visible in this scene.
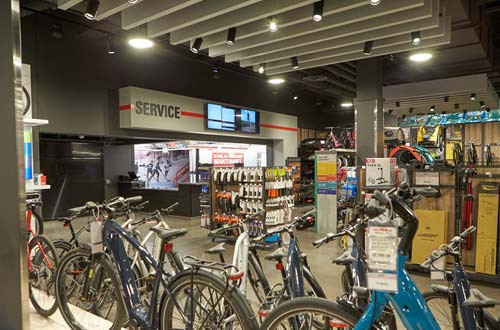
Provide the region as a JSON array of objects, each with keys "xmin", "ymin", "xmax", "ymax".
[
  {"xmin": 95, "ymin": 0, "xmax": 145, "ymax": 21},
  {"xmin": 169, "ymin": 0, "xmax": 318, "ymax": 45},
  {"xmin": 121, "ymin": 0, "xmax": 203, "ymax": 30},
  {"xmin": 263, "ymin": 17, "xmax": 447, "ymax": 71},
  {"xmin": 265, "ymin": 25, "xmax": 451, "ymax": 75},
  {"xmin": 239, "ymin": 12, "xmax": 441, "ymax": 66},
  {"xmin": 210, "ymin": 0, "xmax": 429, "ymax": 58},
  {"xmin": 57, "ymin": 0, "xmax": 83, "ymax": 10},
  {"xmin": 148, "ymin": 0, "xmax": 262, "ymax": 37},
  {"xmin": 199, "ymin": 0, "xmax": 368, "ymax": 50}
]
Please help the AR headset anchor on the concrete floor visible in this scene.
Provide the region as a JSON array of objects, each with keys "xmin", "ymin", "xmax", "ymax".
[{"xmin": 33, "ymin": 212, "xmax": 500, "ymax": 329}]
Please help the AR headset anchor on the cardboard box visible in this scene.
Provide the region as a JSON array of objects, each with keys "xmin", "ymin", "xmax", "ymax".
[
  {"xmin": 475, "ymin": 182, "xmax": 500, "ymax": 275},
  {"xmin": 365, "ymin": 158, "xmax": 396, "ymax": 188},
  {"xmin": 411, "ymin": 210, "xmax": 448, "ymax": 265}
]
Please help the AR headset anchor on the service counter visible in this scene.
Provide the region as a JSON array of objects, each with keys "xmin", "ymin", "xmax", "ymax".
[{"xmin": 118, "ymin": 181, "xmax": 203, "ymax": 217}]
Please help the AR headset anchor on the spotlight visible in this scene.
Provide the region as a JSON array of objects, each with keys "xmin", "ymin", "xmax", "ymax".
[
  {"xmin": 128, "ymin": 37, "xmax": 154, "ymax": 49},
  {"xmin": 455, "ymin": 103, "xmax": 459, "ymax": 109},
  {"xmin": 191, "ymin": 37, "xmax": 203, "ymax": 53},
  {"xmin": 268, "ymin": 77, "xmax": 285, "ymax": 85},
  {"xmin": 258, "ymin": 63, "xmax": 266, "ymax": 74},
  {"xmin": 341, "ymin": 102, "xmax": 353, "ymax": 108},
  {"xmin": 85, "ymin": 0, "xmax": 100, "ymax": 20},
  {"xmin": 128, "ymin": 0, "xmax": 138, "ymax": 3},
  {"xmin": 363, "ymin": 41, "xmax": 373, "ymax": 55},
  {"xmin": 430, "ymin": 105, "xmax": 435, "ymax": 112},
  {"xmin": 411, "ymin": 31, "xmax": 421, "ymax": 45},
  {"xmin": 470, "ymin": 93, "xmax": 476, "ymax": 100},
  {"xmin": 388, "ymin": 109, "xmax": 394, "ymax": 114},
  {"xmin": 395, "ymin": 101, "xmax": 400, "ymax": 107},
  {"xmin": 480, "ymin": 101, "xmax": 485, "ymax": 108},
  {"xmin": 269, "ymin": 17, "xmax": 278, "ymax": 32},
  {"xmin": 444, "ymin": 96, "xmax": 449, "ymax": 102},
  {"xmin": 409, "ymin": 107, "xmax": 414, "ymax": 114},
  {"xmin": 212, "ymin": 66, "xmax": 220, "ymax": 79},
  {"xmin": 291, "ymin": 56, "xmax": 299, "ymax": 70},
  {"xmin": 293, "ymin": 95, "xmax": 298, "ymax": 100},
  {"xmin": 107, "ymin": 37, "xmax": 115, "ymax": 54},
  {"xmin": 312, "ymin": 1, "xmax": 324, "ymax": 22},
  {"xmin": 226, "ymin": 27, "xmax": 236, "ymax": 45},
  {"xmin": 370, "ymin": 0, "xmax": 381, "ymax": 5},
  {"xmin": 409, "ymin": 52, "xmax": 432, "ymax": 62}
]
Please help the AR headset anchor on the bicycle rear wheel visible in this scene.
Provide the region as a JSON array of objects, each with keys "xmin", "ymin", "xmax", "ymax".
[
  {"xmin": 261, "ymin": 297, "xmax": 358, "ymax": 330},
  {"xmin": 29, "ymin": 235, "xmax": 59, "ymax": 317},
  {"xmin": 160, "ymin": 269, "xmax": 259, "ymax": 330},
  {"xmin": 423, "ymin": 290, "xmax": 463, "ymax": 329},
  {"xmin": 55, "ymin": 248, "xmax": 126, "ymax": 330}
]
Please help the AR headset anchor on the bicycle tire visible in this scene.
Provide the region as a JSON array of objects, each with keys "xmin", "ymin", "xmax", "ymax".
[
  {"xmin": 423, "ymin": 290, "xmax": 463, "ymax": 329},
  {"xmin": 29, "ymin": 209, "xmax": 44, "ymax": 236},
  {"xmin": 341, "ymin": 269, "xmax": 351, "ymax": 294},
  {"xmin": 55, "ymin": 248, "xmax": 127, "ymax": 330},
  {"xmin": 53, "ymin": 239, "xmax": 73, "ymax": 260},
  {"xmin": 303, "ymin": 266, "xmax": 326, "ymax": 298},
  {"xmin": 160, "ymin": 269, "xmax": 259, "ymax": 330},
  {"xmin": 261, "ymin": 297, "xmax": 358, "ymax": 330},
  {"xmin": 248, "ymin": 252, "xmax": 271, "ymax": 303},
  {"xmin": 29, "ymin": 235, "xmax": 59, "ymax": 317}
]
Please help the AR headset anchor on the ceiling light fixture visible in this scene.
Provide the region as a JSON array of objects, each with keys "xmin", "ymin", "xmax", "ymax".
[
  {"xmin": 370, "ymin": 0, "xmax": 381, "ymax": 5},
  {"xmin": 291, "ymin": 56, "xmax": 299, "ymax": 70},
  {"xmin": 444, "ymin": 96, "xmax": 449, "ymax": 102},
  {"xmin": 191, "ymin": 37, "xmax": 203, "ymax": 53},
  {"xmin": 480, "ymin": 101, "xmax": 485, "ymax": 108},
  {"xmin": 312, "ymin": 1, "xmax": 324, "ymax": 22},
  {"xmin": 486, "ymin": 107, "xmax": 491, "ymax": 112},
  {"xmin": 128, "ymin": 0, "xmax": 138, "ymax": 3},
  {"xmin": 441, "ymin": 111, "xmax": 447, "ymax": 115},
  {"xmin": 363, "ymin": 41, "xmax": 374, "ymax": 55},
  {"xmin": 341, "ymin": 102, "xmax": 354, "ymax": 108},
  {"xmin": 293, "ymin": 95, "xmax": 298, "ymax": 100},
  {"xmin": 463, "ymin": 110, "xmax": 468, "ymax": 114},
  {"xmin": 409, "ymin": 52, "xmax": 432, "ymax": 62},
  {"xmin": 85, "ymin": 0, "xmax": 100, "ymax": 20},
  {"xmin": 128, "ymin": 37, "xmax": 154, "ymax": 49},
  {"xmin": 257, "ymin": 63, "xmax": 266, "ymax": 74},
  {"xmin": 388, "ymin": 109, "xmax": 394, "ymax": 114},
  {"xmin": 455, "ymin": 103, "xmax": 459, "ymax": 109},
  {"xmin": 430, "ymin": 105, "xmax": 435, "ymax": 112},
  {"xmin": 226, "ymin": 27, "xmax": 236, "ymax": 45},
  {"xmin": 268, "ymin": 77, "xmax": 285, "ymax": 85},
  {"xmin": 470, "ymin": 93, "xmax": 476, "ymax": 100},
  {"xmin": 395, "ymin": 101, "xmax": 400, "ymax": 107},
  {"xmin": 269, "ymin": 17, "xmax": 278, "ymax": 32},
  {"xmin": 411, "ymin": 31, "xmax": 421, "ymax": 45},
  {"xmin": 107, "ymin": 37, "xmax": 115, "ymax": 54},
  {"xmin": 50, "ymin": 22, "xmax": 63, "ymax": 39},
  {"xmin": 402, "ymin": 114, "xmax": 407, "ymax": 120},
  {"xmin": 409, "ymin": 107, "xmax": 414, "ymax": 113}
]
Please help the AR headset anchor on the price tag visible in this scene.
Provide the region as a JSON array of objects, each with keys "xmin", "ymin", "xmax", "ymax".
[
  {"xmin": 367, "ymin": 226, "xmax": 398, "ymax": 271},
  {"xmin": 430, "ymin": 257, "xmax": 445, "ymax": 280},
  {"xmin": 90, "ymin": 220, "xmax": 104, "ymax": 254},
  {"xmin": 367, "ymin": 272, "xmax": 398, "ymax": 292}
]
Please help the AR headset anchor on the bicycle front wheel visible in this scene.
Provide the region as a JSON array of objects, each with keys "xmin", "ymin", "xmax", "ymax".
[
  {"xmin": 160, "ymin": 269, "xmax": 259, "ymax": 330},
  {"xmin": 261, "ymin": 297, "xmax": 358, "ymax": 330},
  {"xmin": 55, "ymin": 248, "xmax": 126, "ymax": 330},
  {"xmin": 423, "ymin": 290, "xmax": 463, "ymax": 329},
  {"xmin": 29, "ymin": 235, "xmax": 59, "ymax": 317}
]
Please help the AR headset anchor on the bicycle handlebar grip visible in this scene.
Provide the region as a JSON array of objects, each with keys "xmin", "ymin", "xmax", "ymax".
[
  {"xmin": 125, "ymin": 196, "xmax": 143, "ymax": 204},
  {"xmin": 365, "ymin": 205, "xmax": 386, "ymax": 219},
  {"xmin": 460, "ymin": 226, "xmax": 476, "ymax": 238},
  {"xmin": 302, "ymin": 208, "xmax": 316, "ymax": 218},
  {"xmin": 420, "ymin": 258, "xmax": 433, "ymax": 269},
  {"xmin": 373, "ymin": 190, "xmax": 390, "ymax": 206},
  {"xmin": 167, "ymin": 201, "xmax": 180, "ymax": 210},
  {"xmin": 68, "ymin": 206, "xmax": 87, "ymax": 214}
]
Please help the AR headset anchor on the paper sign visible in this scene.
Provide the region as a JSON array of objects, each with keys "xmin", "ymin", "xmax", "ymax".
[
  {"xmin": 212, "ymin": 152, "xmax": 244, "ymax": 166},
  {"xmin": 367, "ymin": 272, "xmax": 398, "ymax": 292},
  {"xmin": 415, "ymin": 171, "xmax": 440, "ymax": 186},
  {"xmin": 430, "ymin": 257, "xmax": 445, "ymax": 280},
  {"xmin": 368, "ymin": 226, "xmax": 398, "ymax": 271}
]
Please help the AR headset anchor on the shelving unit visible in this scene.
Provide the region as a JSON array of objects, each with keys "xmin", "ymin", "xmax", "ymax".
[{"xmin": 24, "ymin": 117, "xmax": 50, "ymax": 192}]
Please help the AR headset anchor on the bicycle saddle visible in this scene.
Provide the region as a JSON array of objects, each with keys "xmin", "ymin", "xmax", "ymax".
[
  {"xmin": 150, "ymin": 226, "xmax": 188, "ymax": 241},
  {"xmin": 332, "ymin": 250, "xmax": 356, "ymax": 265},
  {"xmin": 265, "ymin": 247, "xmax": 287, "ymax": 261},
  {"xmin": 206, "ymin": 242, "xmax": 226, "ymax": 254},
  {"xmin": 464, "ymin": 289, "xmax": 499, "ymax": 309}
]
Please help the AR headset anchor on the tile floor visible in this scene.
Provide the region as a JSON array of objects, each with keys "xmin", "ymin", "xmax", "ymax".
[{"xmin": 31, "ymin": 211, "xmax": 500, "ymax": 329}]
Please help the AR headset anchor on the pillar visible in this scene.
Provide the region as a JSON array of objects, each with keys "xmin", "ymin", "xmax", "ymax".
[
  {"xmin": 0, "ymin": 0, "xmax": 29, "ymax": 328},
  {"xmin": 354, "ymin": 57, "xmax": 384, "ymax": 163}
]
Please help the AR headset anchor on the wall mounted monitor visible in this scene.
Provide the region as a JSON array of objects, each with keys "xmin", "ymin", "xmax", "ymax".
[
  {"xmin": 206, "ymin": 103, "xmax": 236, "ymax": 131},
  {"xmin": 238, "ymin": 109, "xmax": 260, "ymax": 133}
]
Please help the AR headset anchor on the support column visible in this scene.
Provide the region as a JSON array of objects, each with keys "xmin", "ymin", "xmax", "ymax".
[
  {"xmin": 0, "ymin": 0, "xmax": 29, "ymax": 328},
  {"xmin": 354, "ymin": 57, "xmax": 384, "ymax": 163}
]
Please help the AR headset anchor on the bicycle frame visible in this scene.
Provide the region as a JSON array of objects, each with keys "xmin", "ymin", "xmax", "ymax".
[
  {"xmin": 355, "ymin": 255, "xmax": 440, "ymax": 330},
  {"xmin": 287, "ymin": 236, "xmax": 305, "ymax": 298},
  {"xmin": 452, "ymin": 262, "xmax": 477, "ymax": 329},
  {"xmin": 232, "ymin": 223, "xmax": 250, "ymax": 296}
]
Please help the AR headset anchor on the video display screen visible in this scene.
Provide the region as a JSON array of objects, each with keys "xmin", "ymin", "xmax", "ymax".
[
  {"xmin": 238, "ymin": 109, "xmax": 260, "ymax": 133},
  {"xmin": 206, "ymin": 103, "xmax": 236, "ymax": 131}
]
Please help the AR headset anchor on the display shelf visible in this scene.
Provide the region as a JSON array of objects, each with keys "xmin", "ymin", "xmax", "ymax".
[
  {"xmin": 26, "ymin": 184, "xmax": 51, "ymax": 191},
  {"xmin": 23, "ymin": 118, "xmax": 49, "ymax": 127}
]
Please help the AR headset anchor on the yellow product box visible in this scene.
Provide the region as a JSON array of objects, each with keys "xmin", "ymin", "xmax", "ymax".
[
  {"xmin": 475, "ymin": 183, "xmax": 500, "ymax": 275},
  {"xmin": 411, "ymin": 210, "xmax": 448, "ymax": 265}
]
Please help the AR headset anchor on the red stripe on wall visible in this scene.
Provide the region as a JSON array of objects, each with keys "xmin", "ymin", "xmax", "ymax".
[
  {"xmin": 260, "ymin": 123, "xmax": 298, "ymax": 132},
  {"xmin": 181, "ymin": 111, "xmax": 205, "ymax": 118},
  {"xmin": 119, "ymin": 104, "xmax": 132, "ymax": 111}
]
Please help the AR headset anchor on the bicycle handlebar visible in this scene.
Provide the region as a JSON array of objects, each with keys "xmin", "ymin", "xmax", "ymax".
[{"xmin": 312, "ymin": 232, "xmax": 344, "ymax": 248}]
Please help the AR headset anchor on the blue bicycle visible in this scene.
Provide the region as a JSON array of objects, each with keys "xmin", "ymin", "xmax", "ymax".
[{"xmin": 55, "ymin": 196, "xmax": 258, "ymax": 330}]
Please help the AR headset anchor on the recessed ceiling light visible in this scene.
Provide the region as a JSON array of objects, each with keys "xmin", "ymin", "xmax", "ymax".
[
  {"xmin": 341, "ymin": 102, "xmax": 353, "ymax": 108},
  {"xmin": 370, "ymin": 0, "xmax": 381, "ymax": 5},
  {"xmin": 268, "ymin": 77, "xmax": 285, "ymax": 85},
  {"xmin": 269, "ymin": 18, "xmax": 278, "ymax": 32},
  {"xmin": 409, "ymin": 52, "xmax": 432, "ymax": 62},
  {"xmin": 293, "ymin": 95, "xmax": 298, "ymax": 100},
  {"xmin": 128, "ymin": 37, "xmax": 154, "ymax": 49},
  {"xmin": 258, "ymin": 63, "xmax": 266, "ymax": 74}
]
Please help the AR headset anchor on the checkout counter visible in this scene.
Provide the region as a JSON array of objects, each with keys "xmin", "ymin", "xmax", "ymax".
[{"xmin": 118, "ymin": 180, "xmax": 203, "ymax": 218}]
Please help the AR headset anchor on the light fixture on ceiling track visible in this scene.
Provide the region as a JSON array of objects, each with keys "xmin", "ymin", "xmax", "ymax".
[
  {"xmin": 370, "ymin": 0, "xmax": 381, "ymax": 5},
  {"xmin": 341, "ymin": 102, "xmax": 353, "ymax": 108},
  {"xmin": 107, "ymin": 37, "xmax": 115, "ymax": 54},
  {"xmin": 312, "ymin": 1, "xmax": 324, "ymax": 22},
  {"xmin": 409, "ymin": 107, "xmax": 414, "ymax": 113},
  {"xmin": 444, "ymin": 96, "xmax": 449, "ymax": 102},
  {"xmin": 411, "ymin": 31, "xmax": 421, "ymax": 45},
  {"xmin": 291, "ymin": 56, "xmax": 299, "ymax": 70},
  {"xmin": 409, "ymin": 52, "xmax": 432, "ymax": 62},
  {"xmin": 455, "ymin": 103, "xmax": 459, "ymax": 109},
  {"xmin": 430, "ymin": 105, "xmax": 435, "ymax": 112},
  {"xmin": 226, "ymin": 27, "xmax": 236, "ymax": 45},
  {"xmin": 268, "ymin": 77, "xmax": 285, "ymax": 85},
  {"xmin": 441, "ymin": 111, "xmax": 446, "ymax": 115},
  {"xmin": 470, "ymin": 93, "xmax": 476, "ymax": 100},
  {"xmin": 258, "ymin": 63, "xmax": 266, "ymax": 74},
  {"xmin": 480, "ymin": 101, "xmax": 485, "ymax": 108},
  {"xmin": 269, "ymin": 17, "xmax": 278, "ymax": 32},
  {"xmin": 85, "ymin": 0, "xmax": 100, "ymax": 20},
  {"xmin": 191, "ymin": 37, "xmax": 203, "ymax": 53},
  {"xmin": 402, "ymin": 114, "xmax": 407, "ymax": 120},
  {"xmin": 363, "ymin": 41, "xmax": 373, "ymax": 55},
  {"xmin": 388, "ymin": 109, "xmax": 394, "ymax": 114},
  {"xmin": 395, "ymin": 101, "xmax": 400, "ymax": 107}
]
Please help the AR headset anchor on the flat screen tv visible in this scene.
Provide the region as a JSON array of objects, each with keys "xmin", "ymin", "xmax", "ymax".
[
  {"xmin": 206, "ymin": 103, "xmax": 236, "ymax": 131},
  {"xmin": 238, "ymin": 108, "xmax": 260, "ymax": 133}
]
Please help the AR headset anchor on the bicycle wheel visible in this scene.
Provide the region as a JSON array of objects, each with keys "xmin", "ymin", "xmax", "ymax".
[
  {"xmin": 341, "ymin": 269, "xmax": 351, "ymax": 294},
  {"xmin": 55, "ymin": 248, "xmax": 126, "ymax": 330},
  {"xmin": 31, "ymin": 210, "xmax": 44, "ymax": 235},
  {"xmin": 261, "ymin": 297, "xmax": 358, "ymax": 330},
  {"xmin": 423, "ymin": 290, "xmax": 463, "ymax": 329},
  {"xmin": 248, "ymin": 253, "xmax": 271, "ymax": 303},
  {"xmin": 29, "ymin": 235, "xmax": 59, "ymax": 317},
  {"xmin": 160, "ymin": 269, "xmax": 259, "ymax": 330},
  {"xmin": 53, "ymin": 239, "xmax": 73, "ymax": 260}
]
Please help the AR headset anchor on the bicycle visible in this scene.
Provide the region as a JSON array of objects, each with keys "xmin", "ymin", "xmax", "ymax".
[
  {"xmin": 55, "ymin": 196, "xmax": 258, "ymax": 330},
  {"xmin": 453, "ymin": 142, "xmax": 463, "ymax": 166},
  {"xmin": 421, "ymin": 225, "xmax": 500, "ymax": 329},
  {"xmin": 467, "ymin": 141, "xmax": 478, "ymax": 165},
  {"xmin": 27, "ymin": 192, "xmax": 44, "ymax": 239}
]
